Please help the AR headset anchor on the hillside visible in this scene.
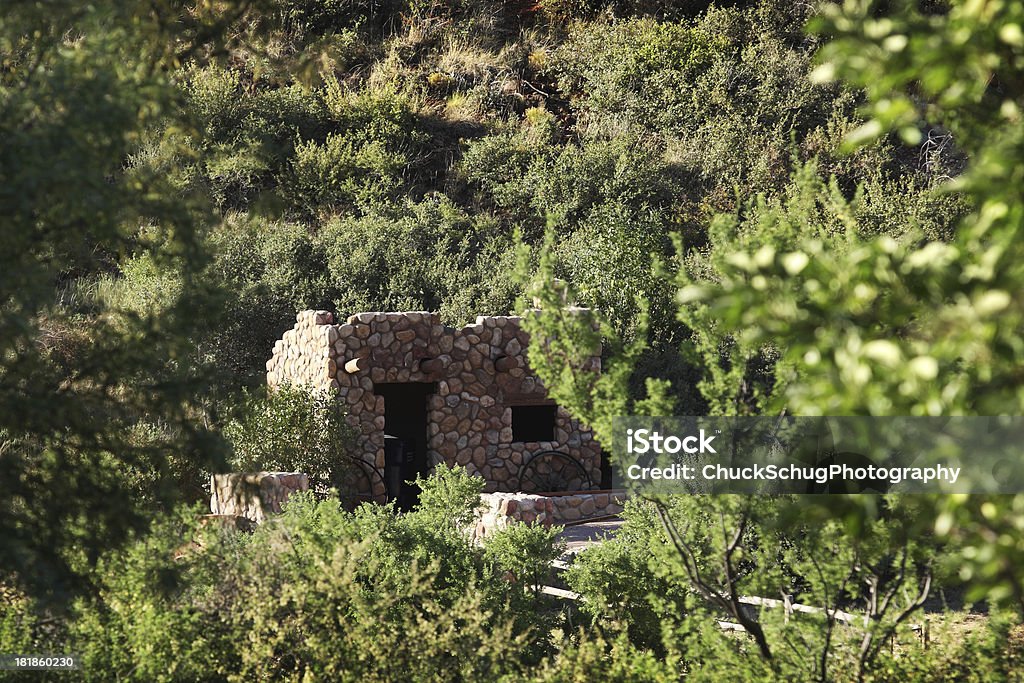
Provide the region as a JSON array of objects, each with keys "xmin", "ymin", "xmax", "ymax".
[{"xmin": 4, "ymin": 1, "xmax": 1024, "ymax": 680}]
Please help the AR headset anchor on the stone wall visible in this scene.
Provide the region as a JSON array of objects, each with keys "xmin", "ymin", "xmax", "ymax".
[
  {"xmin": 473, "ymin": 492, "xmax": 556, "ymax": 542},
  {"xmin": 210, "ymin": 472, "xmax": 309, "ymax": 523},
  {"xmin": 472, "ymin": 491, "xmax": 627, "ymax": 541},
  {"xmin": 266, "ymin": 310, "xmax": 602, "ymax": 500},
  {"xmin": 547, "ymin": 491, "xmax": 625, "ymax": 523}
]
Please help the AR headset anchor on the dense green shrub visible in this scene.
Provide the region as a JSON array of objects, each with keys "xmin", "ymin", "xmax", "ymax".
[
  {"xmin": 321, "ymin": 82, "xmax": 420, "ymax": 145},
  {"xmin": 70, "ymin": 508, "xmax": 239, "ymax": 681},
  {"xmin": 565, "ymin": 499, "xmax": 687, "ymax": 651},
  {"xmin": 463, "ymin": 131, "xmax": 679, "ymax": 231},
  {"xmin": 98, "ymin": 250, "xmax": 185, "ymax": 317},
  {"xmin": 410, "ymin": 463, "xmax": 485, "ymax": 531},
  {"xmin": 185, "ymin": 77, "xmax": 441, "ymax": 217},
  {"xmin": 184, "ymin": 64, "xmax": 246, "ymax": 142},
  {"xmin": 322, "ymin": 197, "xmax": 519, "ymax": 325},
  {"xmin": 181, "ymin": 66, "xmax": 328, "ymax": 212},
  {"xmin": 283, "ymin": 133, "xmax": 406, "ymax": 216},
  {"xmin": 554, "ymin": 202, "xmax": 674, "ymax": 337},
  {"xmin": 528, "ymin": 633, "xmax": 677, "ymax": 683},
  {"xmin": 224, "ymin": 383, "xmax": 356, "ymax": 492},
  {"xmin": 0, "ymin": 586, "xmax": 66, "ymax": 681},
  {"xmin": 62, "ymin": 467, "xmax": 566, "ymax": 680},
  {"xmin": 485, "ymin": 521, "xmax": 565, "ymax": 593},
  {"xmin": 16, "ymin": 489, "xmax": 1022, "ymax": 681},
  {"xmin": 457, "ymin": 116, "xmax": 559, "ymax": 233},
  {"xmin": 548, "ymin": 8, "xmax": 923, "ymax": 209},
  {"xmin": 552, "ymin": 18, "xmax": 732, "ymax": 133},
  {"xmin": 183, "ymin": 66, "xmax": 439, "ymax": 217}
]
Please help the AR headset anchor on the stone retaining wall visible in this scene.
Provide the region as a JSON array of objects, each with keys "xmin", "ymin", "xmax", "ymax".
[
  {"xmin": 266, "ymin": 310, "xmax": 602, "ymax": 500},
  {"xmin": 547, "ymin": 491, "xmax": 625, "ymax": 523},
  {"xmin": 473, "ymin": 492, "xmax": 556, "ymax": 542},
  {"xmin": 472, "ymin": 491, "xmax": 626, "ymax": 541},
  {"xmin": 210, "ymin": 472, "xmax": 309, "ymax": 523},
  {"xmin": 209, "ymin": 475, "xmax": 625, "ymax": 536}
]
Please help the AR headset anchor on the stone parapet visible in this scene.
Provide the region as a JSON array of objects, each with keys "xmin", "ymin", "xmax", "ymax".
[
  {"xmin": 473, "ymin": 492, "xmax": 556, "ymax": 542},
  {"xmin": 210, "ymin": 472, "xmax": 309, "ymax": 523},
  {"xmin": 546, "ymin": 490, "xmax": 626, "ymax": 522},
  {"xmin": 472, "ymin": 490, "xmax": 626, "ymax": 542}
]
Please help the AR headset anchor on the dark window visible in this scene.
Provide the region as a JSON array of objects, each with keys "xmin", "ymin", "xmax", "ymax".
[{"xmin": 512, "ymin": 405, "xmax": 556, "ymax": 442}]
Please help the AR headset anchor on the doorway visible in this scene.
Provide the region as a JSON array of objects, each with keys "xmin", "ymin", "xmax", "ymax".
[{"xmin": 375, "ymin": 382, "xmax": 436, "ymax": 510}]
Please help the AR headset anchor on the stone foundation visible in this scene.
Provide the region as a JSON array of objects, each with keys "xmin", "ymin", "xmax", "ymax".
[
  {"xmin": 473, "ymin": 492, "xmax": 557, "ymax": 542},
  {"xmin": 547, "ymin": 490, "xmax": 626, "ymax": 522},
  {"xmin": 210, "ymin": 472, "xmax": 309, "ymax": 523},
  {"xmin": 472, "ymin": 491, "xmax": 626, "ymax": 541}
]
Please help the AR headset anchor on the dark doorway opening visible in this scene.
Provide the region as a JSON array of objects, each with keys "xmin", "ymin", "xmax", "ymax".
[{"xmin": 376, "ymin": 382, "xmax": 436, "ymax": 511}]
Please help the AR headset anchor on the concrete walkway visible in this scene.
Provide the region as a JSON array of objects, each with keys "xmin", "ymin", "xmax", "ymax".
[{"xmin": 558, "ymin": 518, "xmax": 623, "ymax": 554}]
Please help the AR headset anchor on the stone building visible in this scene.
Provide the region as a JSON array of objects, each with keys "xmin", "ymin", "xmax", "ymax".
[{"xmin": 266, "ymin": 310, "xmax": 603, "ymax": 506}]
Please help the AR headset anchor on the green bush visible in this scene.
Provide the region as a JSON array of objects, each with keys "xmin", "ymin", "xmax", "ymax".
[
  {"xmin": 411, "ymin": 463, "xmax": 485, "ymax": 531},
  {"xmin": 537, "ymin": 0, "xmax": 760, "ymax": 24},
  {"xmin": 552, "ymin": 18, "xmax": 731, "ymax": 133},
  {"xmin": 322, "ymin": 197, "xmax": 519, "ymax": 325},
  {"xmin": 548, "ymin": 8, "xmax": 913, "ymax": 207},
  {"xmin": 63, "ymin": 466, "xmax": 569, "ymax": 680},
  {"xmin": 97, "ymin": 250, "xmax": 185, "ymax": 318},
  {"xmin": 224, "ymin": 383, "xmax": 356, "ymax": 492},
  {"xmin": 554, "ymin": 202, "xmax": 674, "ymax": 339},
  {"xmin": 69, "ymin": 508, "xmax": 238, "ymax": 681},
  {"xmin": 203, "ymin": 145, "xmax": 273, "ymax": 209},
  {"xmin": 183, "ymin": 66, "xmax": 331, "ymax": 212},
  {"xmin": 529, "ymin": 633, "xmax": 677, "ymax": 683},
  {"xmin": 0, "ymin": 585, "xmax": 66, "ymax": 682},
  {"xmin": 565, "ymin": 499, "xmax": 686, "ymax": 651},
  {"xmin": 282, "ymin": 133, "xmax": 406, "ymax": 217},
  {"xmin": 485, "ymin": 521, "xmax": 565, "ymax": 598},
  {"xmin": 276, "ymin": 83, "xmax": 435, "ymax": 218},
  {"xmin": 184, "ymin": 64, "xmax": 245, "ymax": 142}
]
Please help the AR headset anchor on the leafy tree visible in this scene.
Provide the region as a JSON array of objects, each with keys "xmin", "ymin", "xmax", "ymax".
[
  {"xmin": 568, "ymin": 495, "xmax": 939, "ymax": 681},
  {"xmin": 0, "ymin": 0, "xmax": 243, "ymax": 601},
  {"xmin": 689, "ymin": 0, "xmax": 1024, "ymax": 608},
  {"xmin": 517, "ymin": 0, "xmax": 1024, "ymax": 622}
]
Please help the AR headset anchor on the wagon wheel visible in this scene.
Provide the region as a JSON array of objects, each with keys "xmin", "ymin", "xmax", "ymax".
[
  {"xmin": 335, "ymin": 455, "xmax": 386, "ymax": 507},
  {"xmin": 516, "ymin": 450, "xmax": 593, "ymax": 493}
]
